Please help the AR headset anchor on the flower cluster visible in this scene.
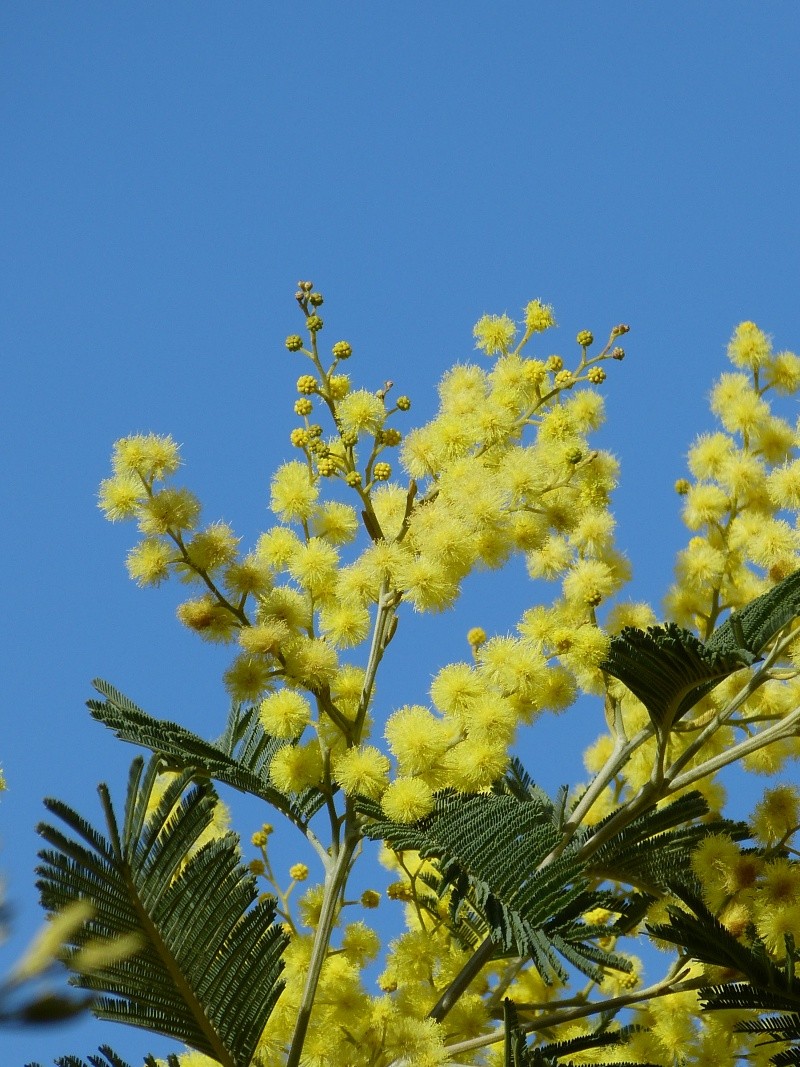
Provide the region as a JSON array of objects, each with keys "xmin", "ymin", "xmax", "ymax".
[{"xmin": 102, "ymin": 293, "xmax": 800, "ymax": 1067}]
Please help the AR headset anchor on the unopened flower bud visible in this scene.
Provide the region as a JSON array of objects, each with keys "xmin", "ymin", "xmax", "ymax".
[
  {"xmin": 361, "ymin": 889, "xmax": 381, "ymax": 909},
  {"xmin": 546, "ymin": 355, "xmax": 563, "ymax": 372},
  {"xmin": 612, "ymin": 323, "xmax": 630, "ymax": 337},
  {"xmin": 587, "ymin": 366, "xmax": 606, "ymax": 384},
  {"xmin": 294, "ymin": 398, "xmax": 313, "ymax": 416},
  {"xmin": 467, "ymin": 627, "xmax": 487, "ymax": 647},
  {"xmin": 396, "ymin": 395, "xmax": 411, "ymax": 411},
  {"xmin": 577, "ymin": 330, "xmax": 594, "ymax": 347},
  {"xmin": 345, "ymin": 471, "xmax": 362, "ymax": 487},
  {"xmin": 674, "ymin": 479, "xmax": 691, "ymax": 495},
  {"xmin": 289, "ymin": 863, "xmax": 309, "ymax": 882},
  {"xmin": 306, "ymin": 314, "xmax": 323, "ymax": 333},
  {"xmin": 373, "ymin": 462, "xmax": 392, "ymax": 481},
  {"xmin": 612, "ymin": 346, "xmax": 625, "ymax": 361},
  {"xmin": 285, "ymin": 334, "xmax": 304, "ymax": 352},
  {"xmin": 308, "ymin": 292, "xmax": 324, "ymax": 307},
  {"xmin": 300, "ymin": 280, "xmax": 313, "ymax": 292},
  {"xmin": 297, "ymin": 374, "xmax": 317, "ymax": 394},
  {"xmin": 332, "ymin": 340, "xmax": 353, "ymax": 359}
]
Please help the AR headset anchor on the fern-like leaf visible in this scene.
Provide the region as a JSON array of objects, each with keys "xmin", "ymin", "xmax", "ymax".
[
  {"xmin": 601, "ymin": 569, "xmax": 800, "ymax": 738},
  {"xmin": 600, "ymin": 623, "xmax": 753, "ymax": 738},
  {"xmin": 361, "ymin": 792, "xmax": 631, "ymax": 984},
  {"xmin": 88, "ymin": 679, "xmax": 323, "ymax": 828},
  {"xmin": 502, "ymin": 1001, "xmax": 658, "ymax": 1067},
  {"xmin": 35, "ymin": 756, "xmax": 287, "ymax": 1067}
]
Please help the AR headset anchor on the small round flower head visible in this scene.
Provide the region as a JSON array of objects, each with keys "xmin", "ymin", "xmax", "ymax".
[
  {"xmin": 587, "ymin": 366, "xmax": 606, "ymax": 384},
  {"xmin": 467, "ymin": 626, "xmax": 486, "ymax": 649},
  {"xmin": 285, "ymin": 334, "xmax": 304, "ymax": 352},
  {"xmin": 248, "ymin": 859, "xmax": 265, "ymax": 875},
  {"xmin": 473, "ymin": 313, "xmax": 516, "ymax": 356},
  {"xmin": 259, "ymin": 689, "xmax": 311, "ymax": 739},
  {"xmin": 770, "ymin": 349, "xmax": 800, "ymax": 393},
  {"xmin": 727, "ymin": 321, "xmax": 772, "ymax": 370},
  {"xmin": 289, "ymin": 863, "xmax": 309, "ymax": 882},
  {"xmin": 381, "ymin": 427, "xmax": 402, "ymax": 446},
  {"xmin": 287, "ymin": 537, "xmax": 339, "ymax": 597},
  {"xmin": 396, "ymin": 395, "xmax": 411, "ymax": 411},
  {"xmin": 269, "ymin": 740, "xmax": 324, "ymax": 793},
  {"xmin": 98, "ymin": 473, "xmax": 146, "ymax": 521},
  {"xmin": 296, "ymin": 374, "xmax": 317, "ymax": 395},
  {"xmin": 112, "ymin": 433, "xmax": 182, "ymax": 481},
  {"xmin": 294, "ymin": 397, "xmax": 313, "ymax": 417},
  {"xmin": 177, "ymin": 596, "xmax": 238, "ymax": 642},
  {"xmin": 224, "ymin": 555, "xmax": 271, "ymax": 598},
  {"xmin": 524, "ymin": 299, "xmax": 556, "ymax": 334},
  {"xmin": 281, "ymin": 635, "xmax": 339, "ymax": 689},
  {"xmin": 360, "ymin": 889, "xmax": 381, "ymax": 909},
  {"xmin": 305, "ymin": 314, "xmax": 323, "ymax": 333},
  {"xmin": 270, "ymin": 462, "xmax": 319, "ymax": 522},
  {"xmin": 332, "ymin": 340, "xmax": 352, "ymax": 360},
  {"xmin": 372, "ymin": 462, "xmax": 392, "ymax": 481},
  {"xmin": 318, "ymin": 600, "xmax": 371, "ymax": 647},
  {"xmin": 337, "ymin": 389, "xmax": 386, "ymax": 436},
  {"xmin": 223, "ymin": 654, "xmax": 274, "ymax": 701},
  {"xmin": 752, "ymin": 785, "xmax": 800, "ymax": 845},
  {"xmin": 576, "ymin": 330, "xmax": 594, "ymax": 348},
  {"xmin": 290, "ymin": 427, "xmax": 309, "ymax": 448},
  {"xmin": 185, "ymin": 523, "xmax": 240, "ymax": 573},
  {"xmin": 333, "ymin": 745, "xmax": 390, "ymax": 799},
  {"xmin": 380, "ymin": 777, "xmax": 435, "ymax": 823},
  {"xmin": 328, "ymin": 373, "xmax": 351, "ymax": 400},
  {"xmin": 310, "ymin": 501, "xmax": 359, "ymax": 544},
  {"xmin": 139, "ymin": 488, "xmax": 202, "ymax": 535},
  {"xmin": 126, "ymin": 539, "xmax": 173, "ymax": 586},
  {"xmin": 554, "ymin": 369, "xmax": 575, "ymax": 389}
]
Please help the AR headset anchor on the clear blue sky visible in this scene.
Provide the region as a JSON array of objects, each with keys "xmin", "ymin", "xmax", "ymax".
[{"xmin": 2, "ymin": 4, "xmax": 800, "ymax": 1063}]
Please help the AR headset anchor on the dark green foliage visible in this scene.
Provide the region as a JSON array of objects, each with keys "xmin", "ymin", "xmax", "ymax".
[
  {"xmin": 502, "ymin": 1000, "xmax": 659, "ymax": 1067},
  {"xmin": 648, "ymin": 890, "xmax": 800, "ymax": 1065},
  {"xmin": 588, "ymin": 791, "xmax": 751, "ymax": 894},
  {"xmin": 35, "ymin": 756, "xmax": 287, "ymax": 1067},
  {"xmin": 88, "ymin": 679, "xmax": 323, "ymax": 828},
  {"xmin": 600, "ymin": 568, "xmax": 800, "ymax": 739},
  {"xmin": 361, "ymin": 789, "xmax": 633, "ymax": 984},
  {"xmin": 600, "ymin": 622, "xmax": 753, "ymax": 739},
  {"xmin": 26, "ymin": 1050, "xmax": 180, "ymax": 1067},
  {"xmin": 26, "ymin": 1050, "xmax": 179, "ymax": 1067},
  {"xmin": 706, "ymin": 568, "xmax": 800, "ymax": 658}
]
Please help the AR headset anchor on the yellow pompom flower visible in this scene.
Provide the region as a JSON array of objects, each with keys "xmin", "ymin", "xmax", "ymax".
[
  {"xmin": 259, "ymin": 585, "xmax": 310, "ymax": 631},
  {"xmin": 126, "ymin": 539, "xmax": 173, "ymax": 586},
  {"xmin": 222, "ymin": 654, "xmax": 273, "ymax": 701},
  {"xmin": 255, "ymin": 526, "xmax": 302, "ymax": 572},
  {"xmin": 752, "ymin": 785, "xmax": 800, "ymax": 845},
  {"xmin": 269, "ymin": 741, "xmax": 324, "ymax": 793},
  {"xmin": 443, "ymin": 737, "xmax": 508, "ymax": 791},
  {"xmin": 289, "ymin": 862, "xmax": 309, "ymax": 882},
  {"xmin": 270, "ymin": 461, "xmax": 319, "ymax": 522},
  {"xmin": 473, "ymin": 313, "xmax": 516, "ymax": 356},
  {"xmin": 770, "ymin": 349, "xmax": 800, "ymax": 393},
  {"xmin": 385, "ymin": 705, "xmax": 456, "ymax": 777},
  {"xmin": 177, "ymin": 596, "xmax": 239, "ymax": 642},
  {"xmin": 397, "ymin": 555, "xmax": 460, "ymax": 613},
  {"xmin": 259, "ymin": 689, "xmax": 311, "ymax": 739},
  {"xmin": 429, "ymin": 663, "xmax": 485, "ymax": 719},
  {"xmin": 281, "ymin": 636, "xmax": 338, "ymax": 689},
  {"xmin": 112, "ymin": 433, "xmax": 182, "ymax": 480},
  {"xmin": 380, "ymin": 777, "xmax": 435, "ymax": 823},
  {"xmin": 767, "ymin": 460, "xmax": 800, "ymax": 509},
  {"xmin": 223, "ymin": 555, "xmax": 271, "ymax": 598},
  {"xmin": 310, "ymin": 501, "xmax": 359, "ymax": 544},
  {"xmin": 184, "ymin": 523, "xmax": 240, "ymax": 573},
  {"xmin": 318, "ymin": 601, "xmax": 371, "ymax": 648},
  {"xmin": 333, "ymin": 746, "xmax": 390, "ymax": 799},
  {"xmin": 239, "ymin": 619, "xmax": 290, "ymax": 656},
  {"xmin": 681, "ymin": 484, "xmax": 730, "ymax": 529},
  {"xmin": 341, "ymin": 921, "xmax": 381, "ymax": 968},
  {"xmin": 286, "ymin": 537, "xmax": 339, "ymax": 597},
  {"xmin": 524, "ymin": 299, "xmax": 556, "ymax": 334},
  {"xmin": 687, "ymin": 432, "xmax": 735, "ymax": 480},
  {"xmin": 139, "ymin": 487, "xmax": 201, "ymax": 535},
  {"xmin": 562, "ymin": 558, "xmax": 617, "ymax": 608},
  {"xmin": 98, "ymin": 473, "xmax": 146, "ymax": 521},
  {"xmin": 337, "ymin": 389, "xmax": 386, "ymax": 436},
  {"xmin": 727, "ymin": 320, "xmax": 772, "ymax": 370}
]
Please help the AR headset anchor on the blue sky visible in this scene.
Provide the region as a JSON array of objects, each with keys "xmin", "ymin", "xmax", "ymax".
[{"xmin": 2, "ymin": 4, "xmax": 800, "ymax": 1063}]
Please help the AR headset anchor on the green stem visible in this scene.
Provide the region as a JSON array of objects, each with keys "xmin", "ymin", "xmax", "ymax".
[{"xmin": 285, "ymin": 830, "xmax": 359, "ymax": 1067}]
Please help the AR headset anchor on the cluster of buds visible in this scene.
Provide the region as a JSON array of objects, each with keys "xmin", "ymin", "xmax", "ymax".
[{"xmin": 284, "ymin": 282, "xmax": 412, "ymax": 491}]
